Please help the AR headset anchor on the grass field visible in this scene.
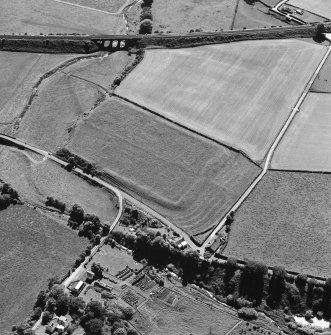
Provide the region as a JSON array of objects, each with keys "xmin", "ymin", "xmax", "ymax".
[
  {"xmin": 288, "ymin": 0, "xmax": 331, "ymax": 19},
  {"xmin": 272, "ymin": 93, "xmax": 331, "ymax": 172},
  {"xmin": 0, "ymin": 0, "xmax": 125, "ymax": 35},
  {"xmin": 18, "ymin": 52, "xmax": 133, "ymax": 152},
  {"xmin": 311, "ymin": 53, "xmax": 331, "ymax": 93},
  {"xmin": 0, "ymin": 52, "xmax": 75, "ymax": 126},
  {"xmin": 152, "ymin": 0, "xmax": 236, "ymax": 33},
  {"xmin": 0, "ymin": 205, "xmax": 86, "ymax": 333},
  {"xmin": 67, "ymin": 97, "xmax": 260, "ymax": 240},
  {"xmin": 132, "ymin": 296, "xmax": 240, "ymax": 335},
  {"xmin": 117, "ymin": 40, "xmax": 325, "ymax": 162},
  {"xmin": 89, "ymin": 245, "xmax": 142, "ymax": 276},
  {"xmin": 223, "ymin": 171, "xmax": 331, "ymax": 278},
  {"xmin": 59, "ymin": 0, "xmax": 131, "ymax": 13},
  {"xmin": 0, "ymin": 146, "xmax": 118, "ymax": 222},
  {"xmin": 233, "ymin": 1, "xmax": 288, "ymax": 29}
]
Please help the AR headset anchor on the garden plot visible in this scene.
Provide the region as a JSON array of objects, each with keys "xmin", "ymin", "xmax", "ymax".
[
  {"xmin": 223, "ymin": 171, "xmax": 331, "ymax": 278},
  {"xmin": 132, "ymin": 296, "xmax": 240, "ymax": 335},
  {"xmin": 68, "ymin": 97, "xmax": 260, "ymax": 241},
  {"xmin": 272, "ymin": 93, "xmax": 331, "ymax": 172},
  {"xmin": 117, "ymin": 40, "xmax": 325, "ymax": 162},
  {"xmin": 0, "ymin": 0, "xmax": 125, "ymax": 35}
]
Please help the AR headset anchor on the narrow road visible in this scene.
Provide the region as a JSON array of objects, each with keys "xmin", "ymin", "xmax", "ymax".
[{"xmin": 202, "ymin": 45, "xmax": 331, "ymax": 250}]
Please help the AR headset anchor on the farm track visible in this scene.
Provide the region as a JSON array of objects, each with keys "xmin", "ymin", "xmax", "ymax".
[{"xmin": 202, "ymin": 44, "xmax": 331, "ymax": 250}]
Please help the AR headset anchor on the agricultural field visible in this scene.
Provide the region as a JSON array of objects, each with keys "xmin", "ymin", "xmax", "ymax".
[
  {"xmin": 272, "ymin": 93, "xmax": 331, "ymax": 172},
  {"xmin": 67, "ymin": 97, "xmax": 260, "ymax": 241},
  {"xmin": 0, "ymin": 0, "xmax": 125, "ymax": 35},
  {"xmin": 0, "ymin": 146, "xmax": 118, "ymax": 222},
  {"xmin": 311, "ymin": 53, "xmax": 331, "ymax": 93},
  {"xmin": 151, "ymin": 0, "xmax": 237, "ymax": 33},
  {"xmin": 116, "ymin": 40, "xmax": 325, "ymax": 162},
  {"xmin": 223, "ymin": 171, "xmax": 331, "ymax": 278},
  {"xmin": 0, "ymin": 205, "xmax": 86, "ymax": 333},
  {"xmin": 288, "ymin": 0, "xmax": 331, "ymax": 19},
  {"xmin": 18, "ymin": 52, "xmax": 134, "ymax": 152},
  {"xmin": 60, "ymin": 0, "xmax": 133, "ymax": 13},
  {"xmin": 233, "ymin": 1, "xmax": 288, "ymax": 29},
  {"xmin": 132, "ymin": 295, "xmax": 240, "ymax": 335},
  {"xmin": 0, "ymin": 52, "xmax": 75, "ymax": 129}
]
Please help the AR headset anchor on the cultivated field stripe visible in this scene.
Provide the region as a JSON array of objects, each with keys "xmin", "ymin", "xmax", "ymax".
[
  {"xmin": 50, "ymin": 0, "xmax": 119, "ymax": 15},
  {"xmin": 202, "ymin": 45, "xmax": 331, "ymax": 250}
]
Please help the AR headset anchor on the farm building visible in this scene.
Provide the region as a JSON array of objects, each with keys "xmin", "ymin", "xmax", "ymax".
[
  {"xmin": 70, "ymin": 280, "xmax": 85, "ymax": 296},
  {"xmin": 46, "ymin": 315, "xmax": 69, "ymax": 334}
]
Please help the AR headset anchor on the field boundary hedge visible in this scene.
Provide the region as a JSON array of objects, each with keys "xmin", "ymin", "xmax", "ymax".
[{"xmin": 0, "ymin": 38, "xmax": 98, "ymax": 53}]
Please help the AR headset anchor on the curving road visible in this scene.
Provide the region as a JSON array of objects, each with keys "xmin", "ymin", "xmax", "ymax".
[
  {"xmin": 0, "ymin": 134, "xmax": 197, "ymax": 251},
  {"xmin": 202, "ymin": 45, "xmax": 331, "ymax": 250}
]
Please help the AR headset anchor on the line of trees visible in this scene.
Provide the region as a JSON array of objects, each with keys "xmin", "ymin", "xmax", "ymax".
[
  {"xmin": 139, "ymin": 0, "xmax": 153, "ymax": 34},
  {"xmin": 45, "ymin": 196, "xmax": 66, "ymax": 212}
]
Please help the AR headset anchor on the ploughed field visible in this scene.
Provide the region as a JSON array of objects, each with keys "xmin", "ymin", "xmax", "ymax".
[
  {"xmin": 0, "ymin": 205, "xmax": 86, "ymax": 333},
  {"xmin": 223, "ymin": 171, "xmax": 331, "ymax": 278},
  {"xmin": 0, "ymin": 52, "xmax": 75, "ymax": 131},
  {"xmin": 116, "ymin": 40, "xmax": 325, "ymax": 163},
  {"xmin": 272, "ymin": 93, "xmax": 331, "ymax": 172},
  {"xmin": 0, "ymin": 146, "xmax": 118, "ymax": 222},
  {"xmin": 288, "ymin": 0, "xmax": 331, "ymax": 19},
  {"xmin": 67, "ymin": 97, "xmax": 260, "ymax": 242},
  {"xmin": 0, "ymin": 0, "xmax": 125, "ymax": 35},
  {"xmin": 18, "ymin": 52, "xmax": 134, "ymax": 152},
  {"xmin": 152, "ymin": 0, "xmax": 236, "ymax": 33}
]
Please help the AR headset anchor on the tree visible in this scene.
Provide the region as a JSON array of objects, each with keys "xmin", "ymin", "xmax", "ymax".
[
  {"xmin": 85, "ymin": 300, "xmax": 106, "ymax": 319},
  {"xmin": 121, "ymin": 306, "xmax": 134, "ymax": 320},
  {"xmin": 114, "ymin": 328, "xmax": 127, "ymax": 335},
  {"xmin": 316, "ymin": 23, "xmax": 325, "ymax": 40},
  {"xmin": 127, "ymin": 329, "xmax": 138, "ymax": 335},
  {"xmin": 41, "ymin": 311, "xmax": 52, "ymax": 325},
  {"xmin": 268, "ymin": 266, "xmax": 286, "ymax": 306},
  {"xmin": 91, "ymin": 263, "xmax": 103, "ymax": 279},
  {"xmin": 139, "ymin": 19, "xmax": 153, "ymax": 34},
  {"xmin": 31, "ymin": 307, "xmax": 42, "ymax": 321},
  {"xmin": 70, "ymin": 204, "xmax": 84, "ymax": 225},
  {"xmin": 69, "ymin": 296, "xmax": 86, "ymax": 316},
  {"xmin": 85, "ymin": 318, "xmax": 104, "ymax": 335},
  {"xmin": 55, "ymin": 293, "xmax": 69, "ymax": 315},
  {"xmin": 34, "ymin": 290, "xmax": 47, "ymax": 309}
]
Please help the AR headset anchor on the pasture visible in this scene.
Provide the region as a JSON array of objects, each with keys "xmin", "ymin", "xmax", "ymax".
[
  {"xmin": 288, "ymin": 0, "xmax": 331, "ymax": 19},
  {"xmin": 0, "ymin": 205, "xmax": 86, "ymax": 333},
  {"xmin": 132, "ymin": 296, "xmax": 240, "ymax": 335},
  {"xmin": 117, "ymin": 40, "xmax": 325, "ymax": 162},
  {"xmin": 0, "ymin": 0, "xmax": 125, "ymax": 35},
  {"xmin": 0, "ymin": 52, "xmax": 74, "ymax": 126},
  {"xmin": 223, "ymin": 171, "xmax": 331, "ymax": 278},
  {"xmin": 68, "ymin": 97, "xmax": 260, "ymax": 241},
  {"xmin": 0, "ymin": 146, "xmax": 118, "ymax": 222},
  {"xmin": 272, "ymin": 93, "xmax": 331, "ymax": 172},
  {"xmin": 233, "ymin": 1, "xmax": 288, "ymax": 29},
  {"xmin": 18, "ymin": 52, "xmax": 133, "ymax": 152},
  {"xmin": 152, "ymin": 0, "xmax": 236, "ymax": 33}
]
